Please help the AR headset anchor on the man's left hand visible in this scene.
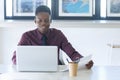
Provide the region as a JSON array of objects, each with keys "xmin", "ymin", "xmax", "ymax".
[{"xmin": 85, "ymin": 60, "xmax": 94, "ymax": 69}]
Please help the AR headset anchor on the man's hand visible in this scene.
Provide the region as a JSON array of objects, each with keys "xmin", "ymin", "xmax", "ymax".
[{"xmin": 85, "ymin": 60, "xmax": 94, "ymax": 69}]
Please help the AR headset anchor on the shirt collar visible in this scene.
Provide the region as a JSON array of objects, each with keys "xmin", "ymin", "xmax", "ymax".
[{"xmin": 36, "ymin": 28, "xmax": 50, "ymax": 40}]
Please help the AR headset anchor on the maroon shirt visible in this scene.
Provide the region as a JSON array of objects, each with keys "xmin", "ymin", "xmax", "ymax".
[{"xmin": 12, "ymin": 28, "xmax": 83, "ymax": 65}]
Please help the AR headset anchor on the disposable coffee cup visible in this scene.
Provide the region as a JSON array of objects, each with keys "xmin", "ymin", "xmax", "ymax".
[{"xmin": 68, "ymin": 62, "xmax": 78, "ymax": 77}]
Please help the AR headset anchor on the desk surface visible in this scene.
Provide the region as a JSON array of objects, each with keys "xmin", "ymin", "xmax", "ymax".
[{"xmin": 0, "ymin": 65, "xmax": 120, "ymax": 80}]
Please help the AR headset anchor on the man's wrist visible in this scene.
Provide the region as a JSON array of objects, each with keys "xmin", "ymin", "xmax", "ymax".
[{"xmin": 73, "ymin": 57, "xmax": 80, "ymax": 63}]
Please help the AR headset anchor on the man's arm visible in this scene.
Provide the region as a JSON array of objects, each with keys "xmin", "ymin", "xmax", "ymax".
[
  {"xmin": 59, "ymin": 31, "xmax": 93, "ymax": 69},
  {"xmin": 58, "ymin": 31, "xmax": 83, "ymax": 62},
  {"xmin": 12, "ymin": 33, "xmax": 31, "ymax": 65},
  {"xmin": 12, "ymin": 51, "xmax": 16, "ymax": 65}
]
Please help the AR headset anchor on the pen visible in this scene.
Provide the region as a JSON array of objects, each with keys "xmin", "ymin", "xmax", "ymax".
[{"xmin": 66, "ymin": 58, "xmax": 70, "ymax": 63}]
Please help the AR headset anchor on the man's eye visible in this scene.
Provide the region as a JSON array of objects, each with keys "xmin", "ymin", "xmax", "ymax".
[
  {"xmin": 36, "ymin": 18, "xmax": 50, "ymax": 23},
  {"xmin": 44, "ymin": 20, "xmax": 49, "ymax": 23},
  {"xmin": 36, "ymin": 18, "xmax": 41, "ymax": 22},
  {"xmin": 39, "ymin": 20, "xmax": 42, "ymax": 22}
]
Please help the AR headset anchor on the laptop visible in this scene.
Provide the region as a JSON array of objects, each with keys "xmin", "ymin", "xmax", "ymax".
[{"xmin": 16, "ymin": 46, "xmax": 58, "ymax": 72}]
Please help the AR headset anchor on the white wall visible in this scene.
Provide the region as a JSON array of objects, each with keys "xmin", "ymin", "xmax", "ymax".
[{"xmin": 1, "ymin": 21, "xmax": 120, "ymax": 66}]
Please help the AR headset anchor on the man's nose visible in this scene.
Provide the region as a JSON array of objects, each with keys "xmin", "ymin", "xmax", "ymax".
[{"xmin": 41, "ymin": 21, "xmax": 46, "ymax": 25}]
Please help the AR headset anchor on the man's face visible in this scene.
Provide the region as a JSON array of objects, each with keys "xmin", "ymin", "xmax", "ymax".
[{"xmin": 34, "ymin": 12, "xmax": 51, "ymax": 34}]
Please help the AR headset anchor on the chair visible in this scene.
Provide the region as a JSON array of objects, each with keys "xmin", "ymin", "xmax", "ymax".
[{"xmin": 107, "ymin": 40, "xmax": 120, "ymax": 66}]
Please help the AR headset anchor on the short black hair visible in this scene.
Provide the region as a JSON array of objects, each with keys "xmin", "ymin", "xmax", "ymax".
[{"xmin": 35, "ymin": 5, "xmax": 51, "ymax": 15}]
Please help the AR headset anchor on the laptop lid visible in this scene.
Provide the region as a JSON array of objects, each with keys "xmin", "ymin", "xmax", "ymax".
[{"xmin": 16, "ymin": 46, "xmax": 58, "ymax": 72}]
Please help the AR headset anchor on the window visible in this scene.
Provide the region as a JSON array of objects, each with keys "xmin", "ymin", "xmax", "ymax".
[
  {"xmin": 4, "ymin": 0, "xmax": 120, "ymax": 20},
  {"xmin": 4, "ymin": 0, "xmax": 51, "ymax": 20},
  {"xmin": 100, "ymin": 0, "xmax": 106, "ymax": 18},
  {"xmin": 52, "ymin": 0, "xmax": 99, "ymax": 20}
]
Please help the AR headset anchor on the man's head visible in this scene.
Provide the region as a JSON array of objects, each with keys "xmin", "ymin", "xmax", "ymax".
[
  {"xmin": 35, "ymin": 5, "xmax": 51, "ymax": 16},
  {"xmin": 34, "ymin": 5, "xmax": 51, "ymax": 34}
]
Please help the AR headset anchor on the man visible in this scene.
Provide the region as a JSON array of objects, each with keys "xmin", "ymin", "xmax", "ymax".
[{"xmin": 12, "ymin": 5, "xmax": 93, "ymax": 69}]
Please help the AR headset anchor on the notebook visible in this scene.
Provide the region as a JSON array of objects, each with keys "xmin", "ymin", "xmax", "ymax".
[{"xmin": 16, "ymin": 46, "xmax": 58, "ymax": 72}]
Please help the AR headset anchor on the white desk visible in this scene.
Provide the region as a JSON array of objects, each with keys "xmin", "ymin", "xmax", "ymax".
[{"xmin": 0, "ymin": 65, "xmax": 120, "ymax": 80}]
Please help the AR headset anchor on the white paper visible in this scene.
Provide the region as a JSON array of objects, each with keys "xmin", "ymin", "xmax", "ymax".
[
  {"xmin": 58, "ymin": 65, "xmax": 68, "ymax": 72},
  {"xmin": 78, "ymin": 54, "xmax": 92, "ymax": 70},
  {"xmin": 79, "ymin": 54, "xmax": 92, "ymax": 65}
]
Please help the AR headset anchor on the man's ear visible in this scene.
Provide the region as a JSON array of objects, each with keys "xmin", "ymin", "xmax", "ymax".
[
  {"xmin": 50, "ymin": 19, "xmax": 52, "ymax": 23},
  {"xmin": 49, "ymin": 16, "xmax": 52, "ymax": 23},
  {"xmin": 34, "ymin": 18, "xmax": 36, "ymax": 24}
]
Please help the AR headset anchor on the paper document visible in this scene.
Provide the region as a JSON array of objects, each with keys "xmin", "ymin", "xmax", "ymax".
[
  {"xmin": 79, "ymin": 54, "xmax": 92, "ymax": 65},
  {"xmin": 78, "ymin": 54, "xmax": 92, "ymax": 70},
  {"xmin": 59, "ymin": 54, "xmax": 92, "ymax": 72},
  {"xmin": 58, "ymin": 65, "xmax": 68, "ymax": 72}
]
